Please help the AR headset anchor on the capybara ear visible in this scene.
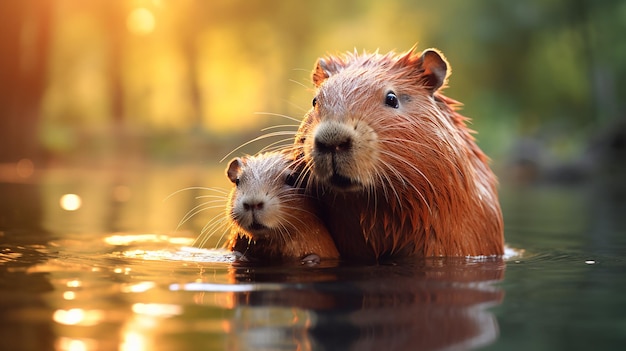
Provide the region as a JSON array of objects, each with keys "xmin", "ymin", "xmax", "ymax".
[
  {"xmin": 226, "ymin": 158, "xmax": 242, "ymax": 184},
  {"xmin": 417, "ymin": 49, "xmax": 449, "ymax": 94},
  {"xmin": 312, "ymin": 56, "xmax": 345, "ymax": 87}
]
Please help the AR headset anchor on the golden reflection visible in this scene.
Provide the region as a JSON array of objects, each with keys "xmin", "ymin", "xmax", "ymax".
[
  {"xmin": 169, "ymin": 237, "xmax": 195, "ymax": 245},
  {"xmin": 120, "ymin": 331, "xmax": 147, "ymax": 351},
  {"xmin": 53, "ymin": 308, "xmax": 104, "ymax": 326},
  {"xmin": 63, "ymin": 291, "xmax": 76, "ymax": 300},
  {"xmin": 194, "ymin": 290, "xmax": 237, "ymax": 309},
  {"xmin": 131, "ymin": 303, "xmax": 182, "ymax": 317},
  {"xmin": 113, "ymin": 267, "xmax": 132, "ymax": 274},
  {"xmin": 59, "ymin": 194, "xmax": 82, "ymax": 211},
  {"xmin": 104, "ymin": 233, "xmax": 193, "ymax": 246},
  {"xmin": 66, "ymin": 279, "xmax": 81, "ymax": 288},
  {"xmin": 56, "ymin": 337, "xmax": 94, "ymax": 351},
  {"xmin": 121, "ymin": 282, "xmax": 156, "ymax": 293},
  {"xmin": 127, "ymin": 8, "xmax": 156, "ymax": 35},
  {"xmin": 119, "ymin": 303, "xmax": 183, "ymax": 351}
]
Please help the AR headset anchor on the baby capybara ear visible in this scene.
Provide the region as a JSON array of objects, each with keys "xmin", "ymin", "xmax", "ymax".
[
  {"xmin": 312, "ymin": 56, "xmax": 346, "ymax": 87},
  {"xmin": 417, "ymin": 49, "xmax": 449, "ymax": 94},
  {"xmin": 226, "ymin": 158, "xmax": 242, "ymax": 184}
]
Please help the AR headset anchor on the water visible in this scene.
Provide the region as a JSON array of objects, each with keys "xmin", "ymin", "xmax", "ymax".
[{"xmin": 1, "ymin": 164, "xmax": 625, "ymax": 351}]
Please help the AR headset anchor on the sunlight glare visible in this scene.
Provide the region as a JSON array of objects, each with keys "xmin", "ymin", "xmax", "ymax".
[
  {"xmin": 66, "ymin": 279, "xmax": 82, "ymax": 288},
  {"xmin": 120, "ymin": 332, "xmax": 147, "ymax": 351},
  {"xmin": 57, "ymin": 337, "xmax": 91, "ymax": 351},
  {"xmin": 53, "ymin": 308, "xmax": 104, "ymax": 326},
  {"xmin": 127, "ymin": 8, "xmax": 156, "ymax": 35},
  {"xmin": 132, "ymin": 303, "xmax": 183, "ymax": 317},
  {"xmin": 104, "ymin": 233, "xmax": 194, "ymax": 246},
  {"xmin": 122, "ymin": 282, "xmax": 156, "ymax": 293},
  {"xmin": 60, "ymin": 194, "xmax": 82, "ymax": 211},
  {"xmin": 114, "ymin": 267, "xmax": 132, "ymax": 274}
]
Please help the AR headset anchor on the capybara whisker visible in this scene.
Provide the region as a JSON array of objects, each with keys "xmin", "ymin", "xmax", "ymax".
[
  {"xmin": 260, "ymin": 124, "xmax": 300, "ymax": 131},
  {"xmin": 256, "ymin": 137, "xmax": 297, "ymax": 155},
  {"xmin": 220, "ymin": 131, "xmax": 293, "ymax": 163},
  {"xmin": 164, "ymin": 186, "xmax": 225, "ymax": 202},
  {"xmin": 193, "ymin": 214, "xmax": 229, "ymax": 248},
  {"xmin": 178, "ymin": 201, "xmax": 225, "ymax": 231},
  {"xmin": 253, "ymin": 111, "xmax": 302, "ymax": 123}
]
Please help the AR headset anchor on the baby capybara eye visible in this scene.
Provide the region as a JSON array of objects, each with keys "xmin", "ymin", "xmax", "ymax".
[
  {"xmin": 385, "ymin": 91, "xmax": 399, "ymax": 108},
  {"xmin": 285, "ymin": 173, "xmax": 298, "ymax": 187}
]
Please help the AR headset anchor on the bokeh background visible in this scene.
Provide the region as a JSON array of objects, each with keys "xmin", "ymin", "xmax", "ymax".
[{"xmin": 1, "ymin": 0, "xmax": 625, "ymax": 239}]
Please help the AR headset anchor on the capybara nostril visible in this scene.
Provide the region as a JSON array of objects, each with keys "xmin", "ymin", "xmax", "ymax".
[
  {"xmin": 243, "ymin": 200, "xmax": 264, "ymax": 211},
  {"xmin": 314, "ymin": 137, "xmax": 352, "ymax": 154}
]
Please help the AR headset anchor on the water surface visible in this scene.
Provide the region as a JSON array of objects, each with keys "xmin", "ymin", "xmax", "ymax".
[{"xmin": 1, "ymin": 164, "xmax": 625, "ymax": 351}]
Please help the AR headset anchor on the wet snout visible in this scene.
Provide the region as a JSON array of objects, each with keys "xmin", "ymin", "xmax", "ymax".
[
  {"xmin": 242, "ymin": 197, "xmax": 264, "ymax": 211},
  {"xmin": 235, "ymin": 194, "xmax": 269, "ymax": 231},
  {"xmin": 311, "ymin": 121, "xmax": 360, "ymax": 188},
  {"xmin": 313, "ymin": 120, "xmax": 355, "ymax": 154},
  {"xmin": 314, "ymin": 128, "xmax": 353, "ymax": 155}
]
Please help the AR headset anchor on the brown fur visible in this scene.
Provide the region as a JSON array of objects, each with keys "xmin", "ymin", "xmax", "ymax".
[
  {"xmin": 224, "ymin": 151, "xmax": 339, "ymax": 263},
  {"xmin": 294, "ymin": 46, "xmax": 504, "ymax": 261}
]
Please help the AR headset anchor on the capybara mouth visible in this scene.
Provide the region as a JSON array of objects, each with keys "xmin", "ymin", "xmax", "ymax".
[
  {"xmin": 247, "ymin": 221, "xmax": 267, "ymax": 232},
  {"xmin": 329, "ymin": 172, "xmax": 359, "ymax": 190}
]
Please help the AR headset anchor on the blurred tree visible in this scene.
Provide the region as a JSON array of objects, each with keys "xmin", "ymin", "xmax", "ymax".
[
  {"xmin": 7, "ymin": 0, "xmax": 624, "ymax": 164},
  {"xmin": 469, "ymin": 0, "xmax": 624, "ymax": 129},
  {"xmin": 104, "ymin": 2, "xmax": 125, "ymax": 129},
  {"xmin": 0, "ymin": 1, "xmax": 52, "ymax": 163}
]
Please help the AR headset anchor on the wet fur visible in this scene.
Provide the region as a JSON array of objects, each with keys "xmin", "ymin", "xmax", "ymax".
[
  {"xmin": 224, "ymin": 151, "xmax": 339, "ymax": 262},
  {"xmin": 294, "ymin": 47, "xmax": 504, "ymax": 260}
]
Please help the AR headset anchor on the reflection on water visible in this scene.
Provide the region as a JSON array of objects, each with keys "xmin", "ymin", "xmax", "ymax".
[
  {"xmin": 2, "ymin": 163, "xmax": 626, "ymax": 350},
  {"xmin": 33, "ymin": 164, "xmax": 229, "ymax": 243},
  {"xmin": 0, "ymin": 225, "xmax": 505, "ymax": 351},
  {"xmin": 222, "ymin": 257, "xmax": 504, "ymax": 351},
  {"xmin": 59, "ymin": 194, "xmax": 82, "ymax": 212}
]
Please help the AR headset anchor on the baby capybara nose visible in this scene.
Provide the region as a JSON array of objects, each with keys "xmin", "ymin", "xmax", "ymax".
[{"xmin": 243, "ymin": 200, "xmax": 264, "ymax": 211}]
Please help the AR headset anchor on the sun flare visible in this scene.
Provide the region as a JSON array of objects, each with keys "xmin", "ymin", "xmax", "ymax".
[{"xmin": 127, "ymin": 8, "xmax": 155, "ymax": 35}]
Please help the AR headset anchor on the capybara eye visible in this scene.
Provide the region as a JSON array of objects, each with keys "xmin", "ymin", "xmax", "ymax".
[
  {"xmin": 385, "ymin": 91, "xmax": 399, "ymax": 109},
  {"xmin": 285, "ymin": 173, "xmax": 298, "ymax": 187},
  {"xmin": 235, "ymin": 178, "xmax": 240, "ymax": 186},
  {"xmin": 312, "ymin": 97, "xmax": 318, "ymax": 107}
]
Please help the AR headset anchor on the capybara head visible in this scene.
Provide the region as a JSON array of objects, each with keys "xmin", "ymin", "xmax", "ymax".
[
  {"xmin": 294, "ymin": 47, "xmax": 504, "ymax": 258},
  {"xmin": 297, "ymin": 48, "xmax": 463, "ymax": 194},
  {"xmin": 226, "ymin": 152, "xmax": 300, "ymax": 237},
  {"xmin": 225, "ymin": 152, "xmax": 339, "ymax": 262}
]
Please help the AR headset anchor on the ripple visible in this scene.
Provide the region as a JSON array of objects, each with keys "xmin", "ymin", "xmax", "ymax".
[{"xmin": 121, "ymin": 246, "xmax": 237, "ymax": 263}]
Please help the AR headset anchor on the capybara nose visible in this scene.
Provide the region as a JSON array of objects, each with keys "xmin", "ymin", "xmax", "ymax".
[
  {"xmin": 314, "ymin": 136, "xmax": 352, "ymax": 154},
  {"xmin": 243, "ymin": 200, "xmax": 264, "ymax": 211}
]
